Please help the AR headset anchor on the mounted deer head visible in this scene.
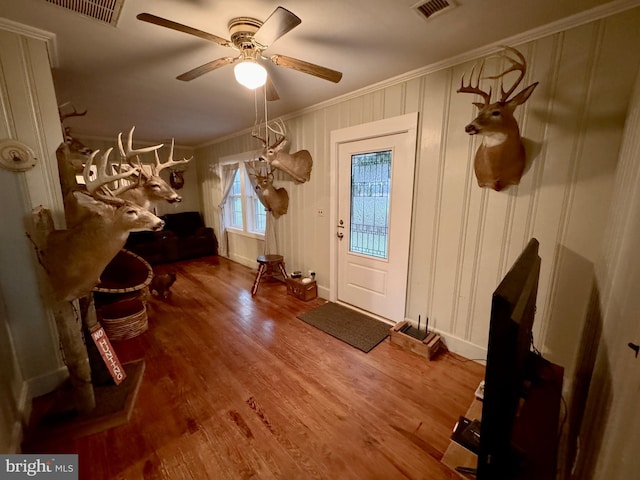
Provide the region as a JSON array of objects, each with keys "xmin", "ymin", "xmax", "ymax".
[
  {"xmin": 116, "ymin": 128, "xmax": 192, "ymax": 209},
  {"xmin": 58, "ymin": 104, "xmax": 92, "ymax": 173},
  {"xmin": 247, "ymin": 162, "xmax": 289, "ymax": 219},
  {"xmin": 39, "ymin": 147, "xmax": 165, "ymax": 302},
  {"xmin": 457, "ymin": 46, "xmax": 538, "ymax": 191},
  {"xmin": 253, "ymin": 120, "xmax": 313, "ymax": 184}
]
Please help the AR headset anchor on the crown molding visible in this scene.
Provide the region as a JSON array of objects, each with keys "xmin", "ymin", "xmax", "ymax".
[
  {"xmin": 197, "ymin": 0, "xmax": 640, "ymax": 148},
  {"xmin": 0, "ymin": 18, "xmax": 58, "ymax": 68},
  {"xmin": 305, "ymin": 0, "xmax": 640, "ymax": 115}
]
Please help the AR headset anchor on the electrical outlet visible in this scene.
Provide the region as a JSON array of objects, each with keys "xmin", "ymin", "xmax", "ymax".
[{"xmin": 317, "ymin": 209, "xmax": 325, "ymax": 217}]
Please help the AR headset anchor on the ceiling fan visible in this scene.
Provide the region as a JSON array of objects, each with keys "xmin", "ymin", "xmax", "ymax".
[{"xmin": 137, "ymin": 6, "xmax": 343, "ymax": 101}]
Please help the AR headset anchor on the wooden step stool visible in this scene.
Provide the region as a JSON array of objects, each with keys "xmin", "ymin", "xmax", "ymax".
[{"xmin": 251, "ymin": 254, "xmax": 288, "ymax": 296}]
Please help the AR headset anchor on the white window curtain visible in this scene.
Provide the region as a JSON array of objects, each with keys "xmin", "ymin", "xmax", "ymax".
[
  {"xmin": 245, "ymin": 161, "xmax": 279, "ymax": 255},
  {"xmin": 217, "ymin": 162, "xmax": 239, "ymax": 257},
  {"xmin": 263, "ymin": 212, "xmax": 278, "ymax": 255}
]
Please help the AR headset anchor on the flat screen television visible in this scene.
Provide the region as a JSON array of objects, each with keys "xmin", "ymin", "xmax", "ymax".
[{"xmin": 477, "ymin": 238, "xmax": 541, "ymax": 479}]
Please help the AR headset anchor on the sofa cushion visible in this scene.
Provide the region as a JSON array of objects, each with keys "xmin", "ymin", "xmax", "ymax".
[
  {"xmin": 162, "ymin": 211, "xmax": 204, "ymax": 237},
  {"xmin": 125, "ymin": 211, "xmax": 217, "ymax": 265}
]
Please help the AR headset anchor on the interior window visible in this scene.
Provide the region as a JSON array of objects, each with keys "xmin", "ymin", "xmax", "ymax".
[{"xmin": 223, "ymin": 162, "xmax": 265, "ymax": 236}]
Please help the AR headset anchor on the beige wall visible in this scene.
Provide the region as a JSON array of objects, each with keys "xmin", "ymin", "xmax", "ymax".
[{"xmin": 197, "ymin": 9, "xmax": 640, "ymax": 386}]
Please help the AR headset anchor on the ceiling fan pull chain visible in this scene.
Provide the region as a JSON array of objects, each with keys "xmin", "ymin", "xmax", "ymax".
[{"xmin": 264, "ymin": 87, "xmax": 270, "ymax": 146}]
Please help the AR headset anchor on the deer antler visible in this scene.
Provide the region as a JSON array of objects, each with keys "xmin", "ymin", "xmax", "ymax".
[
  {"xmin": 252, "ymin": 119, "xmax": 288, "ymax": 150},
  {"xmin": 245, "ymin": 159, "xmax": 258, "ymax": 177},
  {"xmin": 117, "ymin": 126, "xmax": 164, "ymax": 170},
  {"xmin": 484, "ymin": 46, "xmax": 528, "ymax": 103},
  {"xmin": 252, "ymin": 132, "xmax": 267, "ymax": 149},
  {"xmin": 83, "ymin": 148, "xmax": 142, "ymax": 204},
  {"xmin": 266, "ymin": 119, "xmax": 287, "ymax": 146},
  {"xmin": 59, "ymin": 104, "xmax": 88, "ymax": 122},
  {"xmin": 251, "ymin": 119, "xmax": 267, "ymax": 146},
  {"xmin": 457, "ymin": 61, "xmax": 492, "ymax": 105},
  {"xmin": 152, "ymin": 138, "xmax": 192, "ymax": 175}
]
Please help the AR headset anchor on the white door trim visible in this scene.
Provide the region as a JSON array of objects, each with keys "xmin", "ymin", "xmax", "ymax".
[{"xmin": 329, "ymin": 112, "xmax": 419, "ymax": 307}]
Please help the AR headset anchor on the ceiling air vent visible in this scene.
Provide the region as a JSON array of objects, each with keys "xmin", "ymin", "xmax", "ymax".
[
  {"xmin": 42, "ymin": 0, "xmax": 125, "ymax": 26},
  {"xmin": 412, "ymin": 0, "xmax": 456, "ymax": 21}
]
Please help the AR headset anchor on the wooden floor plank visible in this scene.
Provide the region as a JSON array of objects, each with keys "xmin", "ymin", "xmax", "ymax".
[{"xmin": 24, "ymin": 256, "xmax": 484, "ymax": 479}]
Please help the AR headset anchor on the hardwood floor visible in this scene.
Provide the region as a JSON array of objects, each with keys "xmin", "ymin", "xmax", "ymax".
[{"xmin": 23, "ymin": 256, "xmax": 484, "ymax": 480}]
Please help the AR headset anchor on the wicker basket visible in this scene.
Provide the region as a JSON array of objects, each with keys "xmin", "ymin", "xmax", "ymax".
[
  {"xmin": 92, "ymin": 249, "xmax": 153, "ymax": 341},
  {"xmin": 98, "ymin": 297, "xmax": 148, "ymax": 341},
  {"xmin": 93, "ymin": 249, "xmax": 153, "ymax": 294}
]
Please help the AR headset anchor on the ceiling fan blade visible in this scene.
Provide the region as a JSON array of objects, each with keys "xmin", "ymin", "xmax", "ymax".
[
  {"xmin": 137, "ymin": 13, "xmax": 232, "ymax": 47},
  {"xmin": 265, "ymin": 77, "xmax": 280, "ymax": 101},
  {"xmin": 270, "ymin": 54, "xmax": 343, "ymax": 83},
  {"xmin": 177, "ymin": 57, "xmax": 236, "ymax": 81},
  {"xmin": 253, "ymin": 7, "xmax": 301, "ymax": 46}
]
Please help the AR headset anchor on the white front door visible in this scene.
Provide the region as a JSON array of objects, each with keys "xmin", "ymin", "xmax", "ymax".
[{"xmin": 330, "ymin": 113, "xmax": 418, "ymax": 322}]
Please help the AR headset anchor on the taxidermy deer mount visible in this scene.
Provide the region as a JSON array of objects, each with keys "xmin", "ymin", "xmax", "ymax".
[
  {"xmin": 56, "ymin": 120, "xmax": 190, "ymax": 212},
  {"xmin": 253, "ymin": 119, "xmax": 313, "ymax": 184},
  {"xmin": 58, "ymin": 103, "xmax": 92, "ymax": 172},
  {"xmin": 457, "ymin": 46, "xmax": 538, "ymax": 191},
  {"xmin": 115, "ymin": 128, "xmax": 192, "ymax": 209},
  {"xmin": 35, "ymin": 146, "xmax": 165, "ymax": 302},
  {"xmin": 247, "ymin": 161, "xmax": 289, "ymax": 219}
]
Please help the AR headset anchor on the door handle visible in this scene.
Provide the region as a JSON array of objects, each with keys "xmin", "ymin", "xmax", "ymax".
[{"xmin": 337, "ymin": 232, "xmax": 344, "ymax": 239}]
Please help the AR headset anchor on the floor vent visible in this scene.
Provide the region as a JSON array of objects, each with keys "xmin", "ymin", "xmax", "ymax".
[
  {"xmin": 412, "ymin": 0, "xmax": 456, "ymax": 21},
  {"xmin": 42, "ymin": 0, "xmax": 125, "ymax": 26}
]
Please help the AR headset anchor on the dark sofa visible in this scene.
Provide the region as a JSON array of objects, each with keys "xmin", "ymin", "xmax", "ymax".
[{"xmin": 125, "ymin": 211, "xmax": 218, "ymax": 265}]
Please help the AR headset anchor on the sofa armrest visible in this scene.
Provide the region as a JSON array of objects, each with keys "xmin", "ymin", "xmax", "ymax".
[{"xmin": 194, "ymin": 226, "xmax": 214, "ymax": 236}]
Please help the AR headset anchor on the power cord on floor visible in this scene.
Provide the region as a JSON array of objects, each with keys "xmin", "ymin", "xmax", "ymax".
[
  {"xmin": 443, "ymin": 345, "xmax": 487, "ymax": 365},
  {"xmin": 529, "ymin": 332, "xmax": 568, "ymax": 443}
]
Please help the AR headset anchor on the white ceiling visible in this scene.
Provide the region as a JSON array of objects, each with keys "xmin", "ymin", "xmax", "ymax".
[{"xmin": 0, "ymin": 0, "xmax": 629, "ymax": 146}]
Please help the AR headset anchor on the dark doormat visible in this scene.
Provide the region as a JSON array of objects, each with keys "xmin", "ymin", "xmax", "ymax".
[{"xmin": 297, "ymin": 302, "xmax": 390, "ymax": 353}]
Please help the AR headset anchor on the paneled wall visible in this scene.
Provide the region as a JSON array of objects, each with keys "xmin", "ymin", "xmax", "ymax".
[
  {"xmin": 196, "ymin": 8, "xmax": 640, "ymax": 384},
  {"xmin": 572, "ymin": 60, "xmax": 640, "ymax": 480},
  {"xmin": 0, "ymin": 27, "xmax": 67, "ymax": 451}
]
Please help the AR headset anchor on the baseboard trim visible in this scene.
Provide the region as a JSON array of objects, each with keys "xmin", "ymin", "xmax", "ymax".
[
  {"xmin": 10, "ymin": 417, "xmax": 23, "ymax": 453},
  {"xmin": 432, "ymin": 330, "xmax": 487, "ymax": 365},
  {"xmin": 317, "ymin": 284, "xmax": 329, "ymax": 300},
  {"xmin": 26, "ymin": 366, "xmax": 68, "ymax": 399},
  {"xmin": 227, "ymin": 253, "xmax": 257, "ymax": 270},
  {"xmin": 7, "ymin": 381, "xmax": 29, "ymax": 453}
]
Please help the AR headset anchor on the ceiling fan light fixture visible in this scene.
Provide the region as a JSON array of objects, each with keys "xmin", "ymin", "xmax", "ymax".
[{"xmin": 234, "ymin": 60, "xmax": 267, "ymax": 89}]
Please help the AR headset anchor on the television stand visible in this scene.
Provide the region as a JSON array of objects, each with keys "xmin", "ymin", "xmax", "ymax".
[{"xmin": 442, "ymin": 357, "xmax": 564, "ymax": 479}]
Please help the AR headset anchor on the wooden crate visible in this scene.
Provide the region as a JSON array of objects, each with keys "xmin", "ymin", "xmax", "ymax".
[
  {"xmin": 389, "ymin": 321, "xmax": 442, "ymax": 360},
  {"xmin": 286, "ymin": 278, "xmax": 317, "ymax": 301}
]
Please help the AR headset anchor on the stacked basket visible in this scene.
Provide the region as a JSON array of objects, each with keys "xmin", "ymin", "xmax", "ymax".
[
  {"xmin": 93, "ymin": 249, "xmax": 153, "ymax": 341},
  {"xmin": 97, "ymin": 296, "xmax": 148, "ymax": 341}
]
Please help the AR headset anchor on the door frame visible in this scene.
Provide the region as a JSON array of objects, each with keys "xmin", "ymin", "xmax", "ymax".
[{"xmin": 329, "ymin": 112, "xmax": 419, "ymax": 311}]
